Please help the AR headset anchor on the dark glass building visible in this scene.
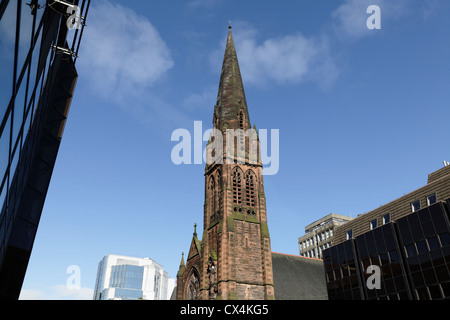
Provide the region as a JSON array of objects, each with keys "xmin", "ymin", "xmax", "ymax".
[
  {"xmin": 0, "ymin": 0, "xmax": 89, "ymax": 299},
  {"xmin": 323, "ymin": 200, "xmax": 450, "ymax": 300}
]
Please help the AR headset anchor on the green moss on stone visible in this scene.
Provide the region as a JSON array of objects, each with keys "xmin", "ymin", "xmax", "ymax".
[{"xmin": 260, "ymin": 222, "xmax": 270, "ymax": 238}]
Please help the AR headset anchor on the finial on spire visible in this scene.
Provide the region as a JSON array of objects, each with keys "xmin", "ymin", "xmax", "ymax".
[
  {"xmin": 228, "ymin": 20, "xmax": 232, "ymax": 29},
  {"xmin": 194, "ymin": 223, "xmax": 197, "ymax": 235}
]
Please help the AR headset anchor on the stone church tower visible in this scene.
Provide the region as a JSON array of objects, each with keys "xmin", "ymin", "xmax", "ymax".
[{"xmin": 176, "ymin": 27, "xmax": 274, "ymax": 300}]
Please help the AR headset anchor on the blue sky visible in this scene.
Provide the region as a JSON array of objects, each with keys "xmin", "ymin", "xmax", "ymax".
[{"xmin": 8, "ymin": 0, "xmax": 450, "ymax": 299}]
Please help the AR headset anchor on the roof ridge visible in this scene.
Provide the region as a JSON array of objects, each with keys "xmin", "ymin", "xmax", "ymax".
[{"xmin": 272, "ymin": 251, "xmax": 323, "ymax": 262}]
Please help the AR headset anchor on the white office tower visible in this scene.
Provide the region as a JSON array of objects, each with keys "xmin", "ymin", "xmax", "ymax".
[{"xmin": 93, "ymin": 254, "xmax": 176, "ymax": 300}]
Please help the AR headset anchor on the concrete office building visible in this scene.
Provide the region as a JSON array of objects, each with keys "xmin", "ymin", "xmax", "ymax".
[
  {"xmin": 298, "ymin": 213, "xmax": 353, "ymax": 259},
  {"xmin": 93, "ymin": 255, "xmax": 176, "ymax": 300},
  {"xmin": 323, "ymin": 164, "xmax": 450, "ymax": 300}
]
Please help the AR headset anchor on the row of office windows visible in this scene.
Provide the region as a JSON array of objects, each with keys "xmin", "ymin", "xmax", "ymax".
[
  {"xmin": 301, "ymin": 242, "xmax": 332, "ymax": 258},
  {"xmin": 346, "ymin": 193, "xmax": 438, "ymax": 240},
  {"xmin": 404, "ymin": 232, "xmax": 450, "ymax": 258},
  {"xmin": 412, "ymin": 193, "xmax": 437, "ymax": 212},
  {"xmin": 299, "ymin": 229, "xmax": 334, "ymax": 250}
]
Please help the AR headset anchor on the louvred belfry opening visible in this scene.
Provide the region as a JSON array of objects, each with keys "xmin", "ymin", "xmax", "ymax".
[{"xmin": 233, "ymin": 167, "xmax": 243, "ymax": 205}]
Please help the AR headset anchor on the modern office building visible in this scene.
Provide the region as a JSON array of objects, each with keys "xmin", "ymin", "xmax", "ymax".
[
  {"xmin": 298, "ymin": 213, "xmax": 353, "ymax": 259},
  {"xmin": 323, "ymin": 164, "xmax": 450, "ymax": 300},
  {"xmin": 0, "ymin": 0, "xmax": 89, "ymax": 299},
  {"xmin": 93, "ymin": 254, "xmax": 176, "ymax": 300}
]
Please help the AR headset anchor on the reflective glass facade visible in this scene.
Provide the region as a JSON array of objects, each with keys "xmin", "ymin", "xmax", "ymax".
[
  {"xmin": 110, "ymin": 265, "xmax": 144, "ymax": 290},
  {"xmin": 396, "ymin": 201, "xmax": 450, "ymax": 299},
  {"xmin": 110, "ymin": 265, "xmax": 144, "ymax": 300},
  {"xmin": 355, "ymin": 222, "xmax": 409, "ymax": 300},
  {"xmin": 323, "ymin": 238, "xmax": 364, "ymax": 300},
  {"xmin": 323, "ymin": 200, "xmax": 450, "ymax": 300},
  {"xmin": 0, "ymin": 0, "xmax": 89, "ymax": 299},
  {"xmin": 114, "ymin": 288, "xmax": 144, "ymax": 300}
]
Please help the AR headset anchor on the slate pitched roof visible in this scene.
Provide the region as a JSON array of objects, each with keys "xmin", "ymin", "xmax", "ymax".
[{"xmin": 272, "ymin": 252, "xmax": 328, "ymax": 300}]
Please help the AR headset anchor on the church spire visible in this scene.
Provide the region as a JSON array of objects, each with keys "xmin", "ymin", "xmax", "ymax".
[
  {"xmin": 177, "ymin": 252, "xmax": 186, "ymax": 277},
  {"xmin": 180, "ymin": 252, "xmax": 185, "ymax": 267},
  {"xmin": 215, "ymin": 26, "xmax": 251, "ymax": 131},
  {"xmin": 177, "ymin": 27, "xmax": 274, "ymax": 301}
]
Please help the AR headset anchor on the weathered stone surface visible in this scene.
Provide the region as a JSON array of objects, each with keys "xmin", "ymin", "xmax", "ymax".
[{"xmin": 177, "ymin": 27, "xmax": 274, "ymax": 300}]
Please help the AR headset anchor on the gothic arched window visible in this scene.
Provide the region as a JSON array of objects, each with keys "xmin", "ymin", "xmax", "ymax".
[
  {"xmin": 245, "ymin": 170, "xmax": 256, "ymax": 208},
  {"xmin": 232, "ymin": 167, "xmax": 243, "ymax": 205},
  {"xmin": 216, "ymin": 170, "xmax": 221, "ymax": 209},
  {"xmin": 187, "ymin": 269, "xmax": 200, "ymax": 300},
  {"xmin": 216, "ymin": 170, "xmax": 222, "ymax": 189}
]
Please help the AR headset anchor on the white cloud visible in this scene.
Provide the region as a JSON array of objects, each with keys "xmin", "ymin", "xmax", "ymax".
[
  {"xmin": 78, "ymin": 0, "xmax": 174, "ymax": 100},
  {"xmin": 187, "ymin": 0, "xmax": 222, "ymax": 9},
  {"xmin": 52, "ymin": 285, "xmax": 94, "ymax": 300},
  {"xmin": 421, "ymin": 0, "xmax": 442, "ymax": 21},
  {"xmin": 19, "ymin": 289, "xmax": 47, "ymax": 300},
  {"xmin": 182, "ymin": 85, "xmax": 217, "ymax": 112},
  {"xmin": 332, "ymin": 0, "xmax": 375, "ymax": 39},
  {"xmin": 208, "ymin": 1, "xmax": 413, "ymax": 90},
  {"xmin": 211, "ymin": 23, "xmax": 340, "ymax": 89},
  {"xmin": 331, "ymin": 0, "xmax": 408, "ymax": 40},
  {"xmin": 19, "ymin": 286, "xmax": 94, "ymax": 300},
  {"xmin": 76, "ymin": 0, "xmax": 193, "ymax": 130}
]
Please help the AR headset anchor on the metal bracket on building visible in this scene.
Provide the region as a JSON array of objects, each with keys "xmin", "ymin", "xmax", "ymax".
[
  {"xmin": 48, "ymin": 0, "xmax": 87, "ymax": 26},
  {"xmin": 51, "ymin": 44, "xmax": 78, "ymax": 58},
  {"xmin": 49, "ymin": 0, "xmax": 78, "ymax": 10},
  {"xmin": 26, "ymin": 2, "xmax": 45, "ymax": 15}
]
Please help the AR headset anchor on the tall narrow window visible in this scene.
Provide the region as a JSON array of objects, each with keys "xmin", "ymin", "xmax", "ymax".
[
  {"xmin": 346, "ymin": 230, "xmax": 353, "ymax": 240},
  {"xmin": 411, "ymin": 200, "xmax": 420, "ymax": 212},
  {"xmin": 370, "ymin": 219, "xmax": 377, "ymax": 230},
  {"xmin": 210, "ymin": 177, "xmax": 215, "ymax": 213},
  {"xmin": 245, "ymin": 170, "xmax": 256, "ymax": 207},
  {"xmin": 427, "ymin": 193, "xmax": 437, "ymax": 206},
  {"xmin": 216, "ymin": 170, "xmax": 221, "ymax": 210},
  {"xmin": 232, "ymin": 167, "xmax": 243, "ymax": 205}
]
